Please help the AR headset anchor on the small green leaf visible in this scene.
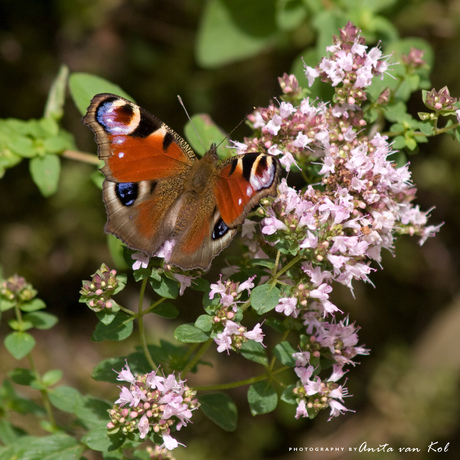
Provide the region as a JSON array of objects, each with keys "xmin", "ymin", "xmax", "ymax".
[
  {"xmin": 150, "ymin": 276, "xmax": 179, "ymax": 299},
  {"xmin": 194, "ymin": 314, "xmax": 213, "ymax": 333},
  {"xmin": 20, "ymin": 298, "xmax": 46, "ymax": 312},
  {"xmin": 13, "ymin": 433, "xmax": 84, "ymax": 459},
  {"xmin": 184, "ymin": 114, "xmax": 228, "ymax": 158},
  {"xmin": 75, "ymin": 396, "xmax": 112, "ymax": 430},
  {"xmin": 265, "ymin": 316, "xmax": 288, "ymax": 334},
  {"xmin": 273, "ymin": 341, "xmax": 297, "ymax": 367},
  {"xmin": 92, "ymin": 312, "xmax": 134, "ymax": 342},
  {"xmin": 199, "ymin": 393, "xmax": 238, "ymax": 431},
  {"xmin": 83, "ymin": 423, "xmax": 126, "ymax": 452},
  {"xmin": 280, "ymin": 384, "xmax": 297, "ymax": 404},
  {"xmin": 23, "ymin": 311, "xmax": 58, "ymax": 330},
  {"xmin": 8, "ymin": 318, "xmax": 33, "ymax": 331},
  {"xmin": 196, "ymin": 0, "xmax": 276, "ymax": 67},
  {"xmin": 8, "ymin": 368, "xmax": 35, "ymax": 386},
  {"xmin": 42, "ymin": 369, "xmax": 63, "ymax": 387},
  {"xmin": 44, "ymin": 65, "xmax": 69, "ymax": 121},
  {"xmin": 250, "ymin": 284, "xmax": 280, "ymax": 314},
  {"xmin": 151, "ymin": 302, "xmax": 179, "ymax": 319},
  {"xmin": 240, "ymin": 340, "xmax": 268, "ymax": 366},
  {"xmin": 69, "ymin": 72, "xmax": 133, "ymax": 116},
  {"xmin": 107, "ymin": 234, "xmax": 129, "ymax": 271},
  {"xmin": 4, "ymin": 332, "xmax": 36, "ymax": 359},
  {"xmin": 95, "ymin": 307, "xmax": 119, "ymax": 326},
  {"xmin": 174, "ymin": 324, "xmax": 209, "ymax": 343},
  {"xmin": 92, "ymin": 354, "xmax": 151, "ymax": 383},
  {"xmin": 49, "ymin": 385, "xmax": 83, "ymax": 413},
  {"xmin": 29, "ymin": 154, "xmax": 61, "ymax": 196},
  {"xmin": 247, "ymin": 381, "xmax": 278, "ymax": 415}
]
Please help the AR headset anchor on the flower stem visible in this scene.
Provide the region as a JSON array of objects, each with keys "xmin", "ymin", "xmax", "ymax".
[
  {"xmin": 137, "ymin": 275, "xmax": 157, "ymax": 370},
  {"xmin": 193, "ymin": 366, "xmax": 288, "ymax": 391},
  {"xmin": 180, "ymin": 338, "xmax": 213, "ymax": 376}
]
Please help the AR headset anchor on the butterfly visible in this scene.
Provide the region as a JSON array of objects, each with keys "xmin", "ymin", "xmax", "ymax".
[{"xmin": 83, "ymin": 94, "xmax": 281, "ymax": 271}]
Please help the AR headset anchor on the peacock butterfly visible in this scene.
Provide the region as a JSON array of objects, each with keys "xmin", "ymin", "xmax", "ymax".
[{"xmin": 83, "ymin": 93, "xmax": 280, "ymax": 271}]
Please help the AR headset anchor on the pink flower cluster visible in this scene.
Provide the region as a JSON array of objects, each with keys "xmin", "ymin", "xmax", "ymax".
[
  {"xmin": 80, "ymin": 263, "xmax": 120, "ymax": 312},
  {"xmin": 209, "ymin": 275, "xmax": 265, "ymax": 353},
  {"xmin": 305, "ymin": 20, "xmax": 389, "ymax": 102},
  {"xmin": 229, "ymin": 22, "xmax": 440, "ymax": 420},
  {"xmin": 292, "ymin": 317, "xmax": 369, "ymax": 419},
  {"xmin": 108, "ymin": 363, "xmax": 199, "ymax": 451}
]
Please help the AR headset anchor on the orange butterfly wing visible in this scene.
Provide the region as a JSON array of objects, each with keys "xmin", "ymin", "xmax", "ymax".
[
  {"xmin": 83, "ymin": 94, "xmax": 196, "ymax": 182},
  {"xmin": 214, "ymin": 153, "xmax": 280, "ymax": 226}
]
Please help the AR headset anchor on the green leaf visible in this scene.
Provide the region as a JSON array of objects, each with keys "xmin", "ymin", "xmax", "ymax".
[
  {"xmin": 20, "ymin": 298, "xmax": 46, "ymax": 312},
  {"xmin": 75, "ymin": 396, "xmax": 112, "ymax": 430},
  {"xmin": 151, "ymin": 302, "xmax": 179, "ymax": 319},
  {"xmin": 196, "ymin": 0, "xmax": 276, "ymax": 67},
  {"xmin": 280, "ymin": 384, "xmax": 297, "ymax": 404},
  {"xmin": 42, "ymin": 133, "xmax": 74, "ymax": 154},
  {"xmin": 92, "ymin": 312, "xmax": 134, "ymax": 342},
  {"xmin": 273, "ymin": 341, "xmax": 297, "ymax": 367},
  {"xmin": 92, "ymin": 354, "xmax": 151, "ymax": 383},
  {"xmin": 48, "ymin": 386, "xmax": 83, "ymax": 413},
  {"xmin": 199, "ymin": 393, "xmax": 238, "ymax": 431},
  {"xmin": 42, "ymin": 369, "xmax": 63, "ymax": 387},
  {"xmin": 44, "ymin": 65, "xmax": 69, "ymax": 121},
  {"xmin": 13, "ymin": 433, "xmax": 84, "ymax": 460},
  {"xmin": 174, "ymin": 324, "xmax": 209, "ymax": 343},
  {"xmin": 23, "ymin": 311, "xmax": 58, "ymax": 330},
  {"xmin": 247, "ymin": 381, "xmax": 278, "ymax": 415},
  {"xmin": 95, "ymin": 308, "xmax": 119, "ymax": 326},
  {"xmin": 276, "ymin": 0, "xmax": 307, "ymax": 31},
  {"xmin": 150, "ymin": 276, "xmax": 179, "ymax": 300},
  {"xmin": 69, "ymin": 72, "xmax": 133, "ymax": 116},
  {"xmin": 0, "ymin": 419, "xmax": 27, "ymax": 444},
  {"xmin": 107, "ymin": 234, "xmax": 129, "ymax": 271},
  {"xmin": 184, "ymin": 114, "xmax": 228, "ymax": 158},
  {"xmin": 4, "ymin": 332, "xmax": 36, "ymax": 359},
  {"xmin": 83, "ymin": 423, "xmax": 126, "ymax": 452},
  {"xmin": 265, "ymin": 316, "xmax": 288, "ymax": 334},
  {"xmin": 8, "ymin": 368, "xmax": 35, "ymax": 386},
  {"xmin": 250, "ymin": 284, "xmax": 280, "ymax": 314},
  {"xmin": 194, "ymin": 314, "xmax": 214, "ymax": 333},
  {"xmin": 29, "ymin": 154, "xmax": 61, "ymax": 197},
  {"xmin": 240, "ymin": 340, "xmax": 268, "ymax": 366}
]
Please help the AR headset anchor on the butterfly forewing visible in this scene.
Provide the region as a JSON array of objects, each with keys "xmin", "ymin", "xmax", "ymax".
[{"xmin": 83, "ymin": 94, "xmax": 196, "ymax": 183}]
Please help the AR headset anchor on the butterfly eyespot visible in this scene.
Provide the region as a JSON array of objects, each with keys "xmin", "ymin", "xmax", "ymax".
[
  {"xmin": 212, "ymin": 218, "xmax": 229, "ymax": 240},
  {"xmin": 115, "ymin": 182, "xmax": 138, "ymax": 206}
]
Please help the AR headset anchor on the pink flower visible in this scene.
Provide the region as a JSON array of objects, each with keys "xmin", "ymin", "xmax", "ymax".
[
  {"xmin": 173, "ymin": 273, "xmax": 194, "ymax": 296},
  {"xmin": 138, "ymin": 414, "xmax": 149, "ymax": 439},
  {"xmin": 275, "ymin": 297, "xmax": 300, "ymax": 318},
  {"xmin": 244, "ymin": 323, "xmax": 265, "ymax": 345},
  {"xmin": 131, "ymin": 251, "xmax": 149, "ymax": 270},
  {"xmin": 295, "ymin": 399, "xmax": 308, "ymax": 418}
]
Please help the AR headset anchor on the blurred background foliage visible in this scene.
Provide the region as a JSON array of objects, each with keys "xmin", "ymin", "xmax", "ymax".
[{"xmin": 1, "ymin": 0, "xmax": 460, "ymax": 458}]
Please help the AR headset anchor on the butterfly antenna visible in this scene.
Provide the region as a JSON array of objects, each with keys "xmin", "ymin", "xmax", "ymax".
[
  {"xmin": 216, "ymin": 116, "xmax": 248, "ymax": 149},
  {"xmin": 177, "ymin": 95, "xmax": 205, "ymax": 150}
]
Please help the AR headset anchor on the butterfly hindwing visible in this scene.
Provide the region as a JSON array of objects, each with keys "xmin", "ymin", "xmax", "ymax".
[{"xmin": 214, "ymin": 153, "xmax": 281, "ymax": 226}]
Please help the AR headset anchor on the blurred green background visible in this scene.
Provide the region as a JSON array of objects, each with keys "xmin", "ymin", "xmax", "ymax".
[{"xmin": 1, "ymin": 0, "xmax": 460, "ymax": 459}]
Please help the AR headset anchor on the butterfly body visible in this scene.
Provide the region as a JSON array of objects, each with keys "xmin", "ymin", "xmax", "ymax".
[{"xmin": 83, "ymin": 94, "xmax": 280, "ymax": 270}]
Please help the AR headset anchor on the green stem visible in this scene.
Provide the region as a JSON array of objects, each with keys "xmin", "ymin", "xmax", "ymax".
[
  {"xmin": 273, "ymin": 254, "xmax": 302, "ymax": 281},
  {"xmin": 193, "ymin": 366, "xmax": 288, "ymax": 391},
  {"xmin": 181, "ymin": 338, "xmax": 213, "ymax": 376},
  {"xmin": 137, "ymin": 276, "xmax": 157, "ymax": 370},
  {"xmin": 27, "ymin": 354, "xmax": 57, "ymax": 430}
]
